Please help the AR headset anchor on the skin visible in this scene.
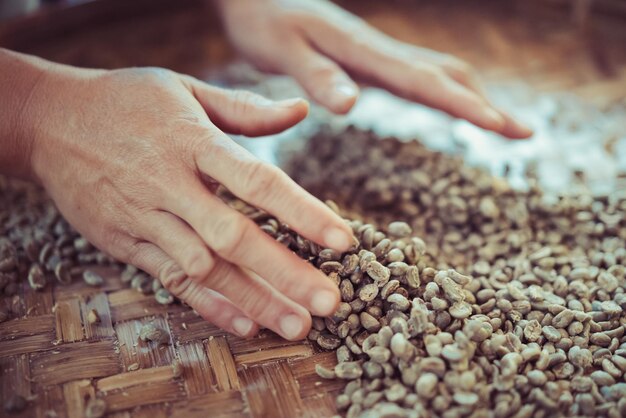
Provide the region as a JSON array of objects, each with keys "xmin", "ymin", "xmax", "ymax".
[
  {"xmin": 0, "ymin": 0, "xmax": 532, "ymax": 341},
  {"xmin": 216, "ymin": 0, "xmax": 533, "ymax": 138}
]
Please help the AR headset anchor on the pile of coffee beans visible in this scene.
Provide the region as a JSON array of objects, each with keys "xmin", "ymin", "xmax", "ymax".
[{"xmin": 279, "ymin": 127, "xmax": 626, "ymax": 417}]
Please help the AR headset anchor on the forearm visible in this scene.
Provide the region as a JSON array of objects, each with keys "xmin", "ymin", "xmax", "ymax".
[{"xmin": 0, "ymin": 48, "xmax": 52, "ymax": 179}]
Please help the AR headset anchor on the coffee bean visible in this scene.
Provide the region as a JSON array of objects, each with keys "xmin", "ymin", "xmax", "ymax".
[
  {"xmin": 335, "ymin": 362, "xmax": 362, "ymax": 379},
  {"xmin": 83, "ymin": 270, "xmax": 104, "ymax": 287},
  {"xmin": 28, "ymin": 263, "xmax": 46, "ymax": 290},
  {"xmin": 138, "ymin": 323, "xmax": 169, "ymax": 345}
]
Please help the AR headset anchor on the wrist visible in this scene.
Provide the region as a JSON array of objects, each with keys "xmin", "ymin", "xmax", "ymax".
[{"xmin": 0, "ymin": 49, "xmax": 53, "ymax": 180}]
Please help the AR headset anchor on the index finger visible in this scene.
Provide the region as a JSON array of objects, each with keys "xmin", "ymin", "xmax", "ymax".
[{"xmin": 195, "ymin": 130, "xmax": 355, "ymax": 252}]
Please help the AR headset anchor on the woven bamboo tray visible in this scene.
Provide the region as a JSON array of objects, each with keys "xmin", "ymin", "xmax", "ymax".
[
  {"xmin": 1, "ymin": 1, "xmax": 625, "ymax": 417},
  {"xmin": 0, "ymin": 267, "xmax": 343, "ymax": 418}
]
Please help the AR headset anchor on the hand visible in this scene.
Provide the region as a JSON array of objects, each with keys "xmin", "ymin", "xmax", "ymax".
[
  {"xmin": 21, "ymin": 63, "xmax": 353, "ymax": 340},
  {"xmin": 216, "ymin": 0, "xmax": 533, "ymax": 139}
]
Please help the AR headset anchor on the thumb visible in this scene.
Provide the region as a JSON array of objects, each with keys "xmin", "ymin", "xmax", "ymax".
[{"xmin": 181, "ymin": 75, "xmax": 309, "ymax": 137}]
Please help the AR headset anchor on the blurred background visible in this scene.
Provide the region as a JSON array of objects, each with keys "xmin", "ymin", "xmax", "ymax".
[{"xmin": 1, "ymin": 0, "xmax": 625, "ymax": 195}]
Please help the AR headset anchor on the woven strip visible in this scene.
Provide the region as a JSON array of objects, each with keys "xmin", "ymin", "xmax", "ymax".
[{"xmin": 0, "ymin": 268, "xmax": 341, "ymax": 417}]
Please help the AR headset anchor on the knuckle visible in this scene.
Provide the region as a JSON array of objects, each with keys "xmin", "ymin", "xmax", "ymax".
[
  {"xmin": 422, "ymin": 66, "xmax": 447, "ymax": 85},
  {"xmin": 185, "ymin": 248, "xmax": 216, "ymax": 281},
  {"xmin": 237, "ymin": 285, "xmax": 276, "ymax": 320},
  {"xmin": 239, "ymin": 160, "xmax": 282, "ymax": 203},
  {"xmin": 159, "ymin": 261, "xmax": 191, "ymax": 296},
  {"xmin": 228, "ymin": 90, "xmax": 257, "ymax": 117},
  {"xmin": 445, "ymin": 59, "xmax": 473, "ymax": 82},
  {"xmin": 209, "ymin": 213, "xmax": 249, "ymax": 258},
  {"xmin": 197, "ymin": 259, "xmax": 229, "ymax": 289},
  {"xmin": 105, "ymin": 67, "xmax": 175, "ymax": 89},
  {"xmin": 307, "ymin": 62, "xmax": 340, "ymax": 84},
  {"xmin": 136, "ymin": 67, "xmax": 175, "ymax": 83},
  {"xmin": 100, "ymin": 229, "xmax": 133, "ymax": 261}
]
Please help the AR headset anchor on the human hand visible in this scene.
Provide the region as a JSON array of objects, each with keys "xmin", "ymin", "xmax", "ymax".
[
  {"xmin": 20, "ymin": 63, "xmax": 353, "ymax": 340},
  {"xmin": 216, "ymin": 0, "xmax": 533, "ymax": 139}
]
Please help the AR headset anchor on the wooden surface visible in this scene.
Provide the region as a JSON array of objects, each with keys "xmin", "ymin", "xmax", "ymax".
[
  {"xmin": 0, "ymin": 1, "xmax": 626, "ymax": 418},
  {"xmin": 0, "ymin": 266, "xmax": 342, "ymax": 418}
]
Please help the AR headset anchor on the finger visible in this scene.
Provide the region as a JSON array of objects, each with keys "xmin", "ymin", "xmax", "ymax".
[
  {"xmin": 278, "ymin": 40, "xmax": 359, "ymax": 114},
  {"xmin": 181, "ymin": 76, "xmax": 309, "ymax": 137},
  {"xmin": 113, "ymin": 240, "xmax": 260, "ymax": 338},
  {"xmin": 409, "ymin": 73, "xmax": 507, "ymax": 133},
  {"xmin": 197, "ymin": 260, "xmax": 312, "ymax": 340},
  {"xmin": 451, "ymin": 73, "xmax": 533, "ymax": 139},
  {"xmin": 165, "ymin": 181, "xmax": 341, "ymax": 319},
  {"xmin": 138, "ymin": 210, "xmax": 215, "ymax": 282},
  {"xmin": 298, "ymin": 22, "xmax": 510, "ymax": 133},
  {"xmin": 193, "ymin": 133, "xmax": 355, "ymax": 252},
  {"xmin": 496, "ymin": 114, "xmax": 534, "ymax": 139}
]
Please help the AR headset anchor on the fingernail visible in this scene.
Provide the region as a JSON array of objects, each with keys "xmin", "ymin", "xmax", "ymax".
[
  {"xmin": 280, "ymin": 314, "xmax": 303, "ymax": 339},
  {"xmin": 275, "ymin": 98, "xmax": 305, "ymax": 108},
  {"xmin": 323, "ymin": 227, "xmax": 353, "ymax": 251},
  {"xmin": 311, "ymin": 290, "xmax": 338, "ymax": 316},
  {"xmin": 335, "ymin": 82, "xmax": 358, "ymax": 99},
  {"xmin": 513, "ymin": 120, "xmax": 534, "ymax": 138},
  {"xmin": 232, "ymin": 317, "xmax": 254, "ymax": 337},
  {"xmin": 483, "ymin": 108, "xmax": 505, "ymax": 129}
]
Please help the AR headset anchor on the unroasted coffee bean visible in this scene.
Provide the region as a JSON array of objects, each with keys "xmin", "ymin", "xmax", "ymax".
[
  {"xmin": 317, "ymin": 334, "xmax": 341, "ymax": 350},
  {"xmin": 139, "ymin": 323, "xmax": 169, "ymax": 345},
  {"xmin": 360, "ymin": 312, "xmax": 381, "ymax": 332},
  {"xmin": 358, "ymin": 284, "xmax": 379, "ymax": 302},
  {"xmin": 387, "ymin": 222, "xmax": 412, "ymax": 238},
  {"xmin": 130, "ymin": 273, "xmax": 151, "ymax": 294},
  {"xmin": 416, "ymin": 373, "xmax": 438, "ymax": 399},
  {"xmin": 155, "ymin": 288, "xmax": 174, "ymax": 305},
  {"xmin": 121, "ymin": 265, "xmax": 137, "ymax": 283},
  {"xmin": 390, "ymin": 333, "xmax": 413, "ymax": 360},
  {"xmin": 542, "ymin": 325, "xmax": 561, "ymax": 342},
  {"xmin": 335, "ymin": 362, "xmax": 363, "ymax": 379},
  {"xmin": 315, "ymin": 364, "xmax": 336, "ymax": 379},
  {"xmin": 405, "ymin": 266, "xmax": 420, "ymax": 289},
  {"xmin": 387, "ymin": 293, "xmax": 410, "ymax": 311},
  {"xmin": 366, "ymin": 261, "xmax": 390, "ymax": 285},
  {"xmin": 372, "ymin": 239, "xmax": 391, "ymax": 259},
  {"xmin": 336, "ymin": 345, "xmax": 352, "ymax": 363},
  {"xmin": 385, "ymin": 383, "xmax": 407, "ymax": 402},
  {"xmin": 83, "ymin": 270, "xmax": 104, "ymax": 287},
  {"xmin": 449, "ymin": 301, "xmax": 472, "ymax": 319},
  {"xmin": 568, "ymin": 346, "xmax": 592, "ymax": 369},
  {"xmin": 151, "ymin": 278, "xmax": 162, "ymax": 293},
  {"xmin": 454, "ymin": 392, "xmax": 479, "ymax": 406},
  {"xmin": 28, "ymin": 263, "xmax": 46, "ymax": 290},
  {"xmin": 54, "ymin": 260, "xmax": 72, "ymax": 285},
  {"xmin": 87, "ymin": 309, "xmax": 100, "ymax": 325},
  {"xmin": 591, "ymin": 371, "xmax": 616, "ymax": 386},
  {"xmin": 552, "ymin": 309, "xmax": 575, "ymax": 328},
  {"xmin": 367, "ymin": 346, "xmax": 391, "ymax": 364},
  {"xmin": 527, "ymin": 370, "xmax": 548, "ymax": 386}
]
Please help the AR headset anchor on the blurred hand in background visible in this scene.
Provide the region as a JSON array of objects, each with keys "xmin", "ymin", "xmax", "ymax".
[{"xmin": 216, "ymin": 0, "xmax": 533, "ymax": 139}]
